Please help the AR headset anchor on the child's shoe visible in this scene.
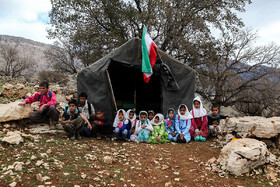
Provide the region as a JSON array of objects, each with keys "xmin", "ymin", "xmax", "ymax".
[
  {"xmin": 194, "ymin": 136, "xmax": 200, "ymax": 141},
  {"xmin": 70, "ymin": 135, "xmax": 76, "ymax": 140},
  {"xmin": 76, "ymin": 132, "xmax": 81, "ymax": 140},
  {"xmin": 199, "ymin": 136, "xmax": 206, "ymax": 142}
]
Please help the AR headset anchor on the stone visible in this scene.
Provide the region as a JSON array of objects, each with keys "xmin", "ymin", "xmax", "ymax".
[
  {"xmin": 2, "ymin": 131, "xmax": 23, "ymax": 145},
  {"xmin": 225, "ymin": 134, "xmax": 235, "ymax": 143},
  {"xmin": 81, "ymin": 173, "xmax": 87, "ymax": 179},
  {"xmin": 0, "ymin": 101, "xmax": 34, "ymax": 122},
  {"xmin": 9, "ymin": 182, "xmax": 17, "ymax": 187},
  {"xmin": 35, "ymin": 160, "xmax": 44, "ymax": 167},
  {"xmin": 36, "ymin": 174, "xmax": 42, "ymax": 181},
  {"xmin": 225, "ymin": 117, "xmax": 280, "ymax": 139},
  {"xmin": 31, "ymin": 155, "xmax": 37, "ymax": 160},
  {"xmin": 3, "ymin": 124, "xmax": 11, "ymax": 128},
  {"xmin": 103, "ymin": 156, "xmax": 114, "ymax": 164},
  {"xmin": 165, "ymin": 182, "xmax": 172, "ymax": 187},
  {"xmin": 4, "ymin": 170, "xmax": 14, "ymax": 176},
  {"xmin": 42, "ymin": 176, "xmax": 50, "ymax": 181},
  {"xmin": 161, "ymin": 165, "xmax": 169, "ymax": 170},
  {"xmin": 14, "ymin": 162, "xmax": 24, "ymax": 171},
  {"xmin": 208, "ymin": 157, "xmax": 217, "ymax": 164},
  {"xmin": 217, "ymin": 138, "xmax": 276, "ymax": 176},
  {"xmin": 1, "ymin": 83, "xmax": 28, "ymax": 98}
]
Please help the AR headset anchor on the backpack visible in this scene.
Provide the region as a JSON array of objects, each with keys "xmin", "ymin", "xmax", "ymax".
[
  {"xmin": 87, "ymin": 101, "xmax": 93, "ymax": 117},
  {"xmin": 64, "ymin": 104, "xmax": 79, "ymax": 119},
  {"xmin": 38, "ymin": 91, "xmax": 52, "ymax": 102}
]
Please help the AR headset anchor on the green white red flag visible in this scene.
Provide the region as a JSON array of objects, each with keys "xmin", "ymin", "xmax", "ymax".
[{"xmin": 142, "ymin": 26, "xmax": 157, "ymax": 83}]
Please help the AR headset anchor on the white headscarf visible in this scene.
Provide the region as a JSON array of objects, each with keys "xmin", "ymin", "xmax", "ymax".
[
  {"xmin": 192, "ymin": 96, "xmax": 207, "ymax": 118},
  {"xmin": 177, "ymin": 104, "xmax": 193, "ymax": 120},
  {"xmin": 113, "ymin": 109, "xmax": 126, "ymax": 128},
  {"xmin": 150, "ymin": 113, "xmax": 164, "ymax": 126},
  {"xmin": 125, "ymin": 109, "xmax": 136, "ymax": 122}
]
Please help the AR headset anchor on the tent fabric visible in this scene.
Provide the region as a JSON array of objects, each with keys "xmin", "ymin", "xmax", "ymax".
[{"xmin": 77, "ymin": 38, "xmax": 196, "ymax": 122}]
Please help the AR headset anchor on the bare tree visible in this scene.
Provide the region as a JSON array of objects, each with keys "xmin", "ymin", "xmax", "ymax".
[
  {"xmin": 196, "ymin": 29, "xmax": 280, "ymax": 108},
  {"xmin": 0, "ymin": 45, "xmax": 34, "ymax": 78},
  {"xmin": 44, "ymin": 40, "xmax": 83, "ymax": 74},
  {"xmin": 234, "ymin": 70, "xmax": 280, "ymax": 117}
]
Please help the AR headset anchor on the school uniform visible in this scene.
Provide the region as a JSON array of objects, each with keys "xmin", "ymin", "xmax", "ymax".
[
  {"xmin": 175, "ymin": 104, "xmax": 192, "ymax": 143},
  {"xmin": 113, "ymin": 109, "xmax": 131, "ymax": 140},
  {"xmin": 148, "ymin": 113, "xmax": 170, "ymax": 144},
  {"xmin": 164, "ymin": 108, "xmax": 177, "ymax": 142},
  {"xmin": 190, "ymin": 96, "xmax": 208, "ymax": 142}
]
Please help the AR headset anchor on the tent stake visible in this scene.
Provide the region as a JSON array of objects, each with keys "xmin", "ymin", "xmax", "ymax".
[{"xmin": 106, "ymin": 69, "xmax": 118, "ymax": 113}]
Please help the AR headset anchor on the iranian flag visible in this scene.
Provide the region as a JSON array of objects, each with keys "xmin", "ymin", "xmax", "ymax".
[{"xmin": 142, "ymin": 26, "xmax": 157, "ymax": 83}]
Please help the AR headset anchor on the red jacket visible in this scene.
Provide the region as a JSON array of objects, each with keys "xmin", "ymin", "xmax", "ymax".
[
  {"xmin": 190, "ymin": 110, "xmax": 208, "ymax": 138},
  {"xmin": 25, "ymin": 90, "xmax": 57, "ymax": 108}
]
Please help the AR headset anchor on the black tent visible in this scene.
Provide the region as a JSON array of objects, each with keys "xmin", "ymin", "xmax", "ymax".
[{"xmin": 77, "ymin": 38, "xmax": 196, "ymax": 121}]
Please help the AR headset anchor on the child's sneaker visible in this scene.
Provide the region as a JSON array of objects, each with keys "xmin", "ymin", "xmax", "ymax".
[
  {"xmin": 70, "ymin": 135, "xmax": 76, "ymax": 140},
  {"xmin": 76, "ymin": 132, "xmax": 81, "ymax": 140},
  {"xmin": 97, "ymin": 136, "xmax": 102, "ymax": 140}
]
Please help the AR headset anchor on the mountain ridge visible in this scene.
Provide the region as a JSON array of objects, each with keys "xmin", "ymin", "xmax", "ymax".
[{"xmin": 0, "ymin": 34, "xmax": 53, "ymax": 73}]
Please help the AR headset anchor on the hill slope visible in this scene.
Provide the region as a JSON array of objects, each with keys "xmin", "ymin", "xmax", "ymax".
[{"xmin": 0, "ymin": 35, "xmax": 53, "ymax": 73}]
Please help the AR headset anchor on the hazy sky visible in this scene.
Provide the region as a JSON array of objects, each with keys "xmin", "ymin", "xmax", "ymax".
[{"xmin": 0, "ymin": 0, "xmax": 279, "ymax": 45}]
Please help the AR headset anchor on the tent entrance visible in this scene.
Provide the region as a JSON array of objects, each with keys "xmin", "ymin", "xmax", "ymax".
[{"xmin": 108, "ymin": 60, "xmax": 162, "ymax": 114}]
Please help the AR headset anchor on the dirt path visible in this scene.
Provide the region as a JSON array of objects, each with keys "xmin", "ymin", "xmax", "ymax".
[{"xmin": 0, "ymin": 134, "xmax": 277, "ymax": 186}]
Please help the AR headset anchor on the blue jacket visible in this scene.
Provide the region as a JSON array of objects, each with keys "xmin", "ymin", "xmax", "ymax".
[{"xmin": 175, "ymin": 115, "xmax": 191, "ymax": 139}]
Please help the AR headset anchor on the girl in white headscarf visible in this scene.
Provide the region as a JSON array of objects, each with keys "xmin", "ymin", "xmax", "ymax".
[
  {"xmin": 190, "ymin": 96, "xmax": 208, "ymax": 142},
  {"xmin": 175, "ymin": 104, "xmax": 193, "ymax": 143},
  {"xmin": 130, "ymin": 111, "xmax": 153, "ymax": 143},
  {"xmin": 147, "ymin": 113, "xmax": 170, "ymax": 144},
  {"xmin": 126, "ymin": 109, "xmax": 137, "ymax": 134},
  {"xmin": 113, "ymin": 109, "xmax": 131, "ymax": 140}
]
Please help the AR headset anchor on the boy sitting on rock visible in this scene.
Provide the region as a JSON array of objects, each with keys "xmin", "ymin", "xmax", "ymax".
[
  {"xmin": 208, "ymin": 105, "xmax": 229, "ymax": 137},
  {"xmin": 61, "ymin": 99, "xmax": 91, "ymax": 140},
  {"xmin": 18, "ymin": 81, "xmax": 59, "ymax": 130}
]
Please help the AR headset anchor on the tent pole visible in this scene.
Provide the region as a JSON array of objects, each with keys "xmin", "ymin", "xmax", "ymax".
[{"xmin": 106, "ymin": 69, "xmax": 118, "ymax": 112}]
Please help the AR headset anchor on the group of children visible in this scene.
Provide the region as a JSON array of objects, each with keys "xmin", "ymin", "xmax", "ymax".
[
  {"xmin": 112, "ymin": 96, "xmax": 229, "ymax": 144},
  {"xmin": 19, "ymin": 82, "xmax": 229, "ymax": 142}
]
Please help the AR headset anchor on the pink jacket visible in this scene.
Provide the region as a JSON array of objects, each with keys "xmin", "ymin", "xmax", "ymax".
[{"xmin": 25, "ymin": 90, "xmax": 57, "ymax": 108}]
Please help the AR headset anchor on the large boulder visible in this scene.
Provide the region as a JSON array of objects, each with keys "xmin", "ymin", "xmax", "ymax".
[
  {"xmin": 0, "ymin": 101, "xmax": 35, "ymax": 122},
  {"xmin": 217, "ymin": 138, "xmax": 276, "ymax": 176},
  {"xmin": 224, "ymin": 116, "xmax": 280, "ymax": 139},
  {"xmin": 1, "ymin": 83, "xmax": 29, "ymax": 98}
]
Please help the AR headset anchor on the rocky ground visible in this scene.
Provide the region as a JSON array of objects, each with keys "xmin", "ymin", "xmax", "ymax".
[
  {"xmin": 0, "ymin": 137, "xmax": 276, "ymax": 187},
  {"xmin": 1, "ymin": 79, "xmax": 280, "ymax": 186},
  {"xmin": 0, "ymin": 123, "xmax": 279, "ymax": 187}
]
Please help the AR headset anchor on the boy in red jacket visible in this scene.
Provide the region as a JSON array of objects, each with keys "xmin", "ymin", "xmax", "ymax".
[{"xmin": 19, "ymin": 82, "xmax": 59, "ymax": 130}]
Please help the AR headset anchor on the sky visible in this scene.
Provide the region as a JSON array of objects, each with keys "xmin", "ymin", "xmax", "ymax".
[{"xmin": 0, "ymin": 0, "xmax": 279, "ymax": 45}]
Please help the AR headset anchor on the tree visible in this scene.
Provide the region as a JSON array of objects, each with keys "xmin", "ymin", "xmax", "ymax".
[
  {"xmin": 195, "ymin": 29, "xmax": 280, "ymax": 108},
  {"xmin": 44, "ymin": 40, "xmax": 83, "ymax": 74},
  {"xmin": 0, "ymin": 45, "xmax": 34, "ymax": 78},
  {"xmin": 48, "ymin": 0, "xmax": 251, "ymax": 66}
]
